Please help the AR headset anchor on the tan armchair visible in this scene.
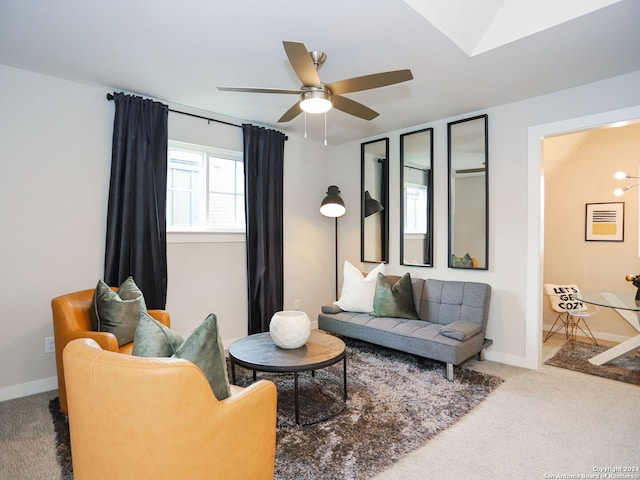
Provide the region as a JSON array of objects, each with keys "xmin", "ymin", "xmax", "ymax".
[
  {"xmin": 51, "ymin": 288, "xmax": 171, "ymax": 414},
  {"xmin": 64, "ymin": 338, "xmax": 277, "ymax": 480}
]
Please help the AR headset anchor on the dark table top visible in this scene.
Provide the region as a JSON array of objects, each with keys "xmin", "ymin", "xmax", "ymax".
[{"xmin": 228, "ymin": 331, "xmax": 346, "ymax": 373}]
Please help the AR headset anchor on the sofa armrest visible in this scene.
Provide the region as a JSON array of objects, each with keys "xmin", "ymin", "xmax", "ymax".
[
  {"xmin": 321, "ymin": 304, "xmax": 344, "ymax": 314},
  {"xmin": 439, "ymin": 321, "xmax": 482, "ymax": 341}
]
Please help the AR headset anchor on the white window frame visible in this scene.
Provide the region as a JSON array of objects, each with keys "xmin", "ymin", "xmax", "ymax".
[{"xmin": 167, "ymin": 140, "xmax": 245, "ymax": 244}]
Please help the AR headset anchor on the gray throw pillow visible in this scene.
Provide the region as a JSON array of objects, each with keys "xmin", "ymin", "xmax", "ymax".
[
  {"xmin": 322, "ymin": 304, "xmax": 344, "ymax": 314},
  {"xmin": 172, "ymin": 314, "xmax": 231, "ymax": 401},
  {"xmin": 371, "ymin": 273, "xmax": 420, "ymax": 319},
  {"xmin": 90, "ymin": 276, "xmax": 147, "ymax": 347},
  {"xmin": 439, "ymin": 321, "xmax": 482, "ymax": 341},
  {"xmin": 132, "ymin": 311, "xmax": 184, "ymax": 357}
]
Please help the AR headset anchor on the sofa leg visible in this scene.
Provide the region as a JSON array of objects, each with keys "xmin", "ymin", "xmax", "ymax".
[
  {"xmin": 446, "ymin": 363, "xmax": 454, "ymax": 381},
  {"xmin": 478, "ymin": 348, "xmax": 486, "ymax": 362}
]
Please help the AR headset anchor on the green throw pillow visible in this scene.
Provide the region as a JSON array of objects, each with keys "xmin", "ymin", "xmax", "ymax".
[
  {"xmin": 132, "ymin": 311, "xmax": 184, "ymax": 357},
  {"xmin": 172, "ymin": 314, "xmax": 231, "ymax": 401},
  {"xmin": 451, "ymin": 253, "xmax": 473, "ymax": 268},
  {"xmin": 371, "ymin": 273, "xmax": 420, "ymax": 320},
  {"xmin": 90, "ymin": 276, "xmax": 147, "ymax": 347}
]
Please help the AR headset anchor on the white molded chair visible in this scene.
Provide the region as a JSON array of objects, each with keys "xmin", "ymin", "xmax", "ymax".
[{"xmin": 543, "ymin": 283, "xmax": 599, "ymax": 345}]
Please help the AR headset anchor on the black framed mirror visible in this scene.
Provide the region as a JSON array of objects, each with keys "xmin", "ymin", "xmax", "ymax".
[
  {"xmin": 400, "ymin": 128, "xmax": 433, "ymax": 266},
  {"xmin": 361, "ymin": 137, "xmax": 389, "ymax": 263},
  {"xmin": 447, "ymin": 115, "xmax": 488, "ymax": 269}
]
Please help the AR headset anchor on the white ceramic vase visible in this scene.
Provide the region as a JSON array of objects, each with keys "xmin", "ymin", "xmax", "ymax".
[{"xmin": 269, "ymin": 310, "xmax": 311, "ymax": 349}]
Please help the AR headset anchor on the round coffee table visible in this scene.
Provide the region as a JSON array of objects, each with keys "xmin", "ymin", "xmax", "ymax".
[{"xmin": 228, "ymin": 331, "xmax": 347, "ymax": 425}]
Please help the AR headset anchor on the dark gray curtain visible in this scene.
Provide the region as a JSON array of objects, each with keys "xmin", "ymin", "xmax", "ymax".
[
  {"xmin": 104, "ymin": 92, "xmax": 169, "ymax": 309},
  {"xmin": 242, "ymin": 124, "xmax": 286, "ymax": 334}
]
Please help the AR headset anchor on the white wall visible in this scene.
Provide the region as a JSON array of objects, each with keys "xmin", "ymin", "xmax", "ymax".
[
  {"xmin": 0, "ymin": 64, "xmax": 332, "ymax": 401},
  {"xmin": 0, "ymin": 66, "xmax": 113, "ymax": 399}
]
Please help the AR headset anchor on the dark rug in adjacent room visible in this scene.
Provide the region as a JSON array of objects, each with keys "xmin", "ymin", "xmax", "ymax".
[
  {"xmin": 49, "ymin": 338, "xmax": 503, "ymax": 480},
  {"xmin": 545, "ymin": 340, "xmax": 640, "ymax": 386}
]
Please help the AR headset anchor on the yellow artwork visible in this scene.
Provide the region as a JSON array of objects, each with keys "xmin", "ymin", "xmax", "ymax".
[{"xmin": 586, "ymin": 202, "xmax": 624, "ymax": 242}]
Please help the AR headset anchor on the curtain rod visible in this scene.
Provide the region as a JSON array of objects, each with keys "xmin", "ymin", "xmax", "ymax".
[
  {"xmin": 106, "ymin": 93, "xmax": 287, "ymax": 140},
  {"xmin": 405, "ymin": 165, "xmax": 430, "ymax": 173}
]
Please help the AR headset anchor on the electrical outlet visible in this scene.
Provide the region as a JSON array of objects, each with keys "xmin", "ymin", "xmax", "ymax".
[{"xmin": 45, "ymin": 336, "xmax": 55, "ymax": 354}]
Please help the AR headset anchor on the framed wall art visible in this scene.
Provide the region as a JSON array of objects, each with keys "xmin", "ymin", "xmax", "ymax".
[{"xmin": 585, "ymin": 202, "xmax": 624, "ymax": 242}]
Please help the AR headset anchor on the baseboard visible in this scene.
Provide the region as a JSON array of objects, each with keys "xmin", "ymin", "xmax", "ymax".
[
  {"xmin": 484, "ymin": 350, "xmax": 532, "ymax": 369},
  {"xmin": 0, "ymin": 376, "xmax": 58, "ymax": 403}
]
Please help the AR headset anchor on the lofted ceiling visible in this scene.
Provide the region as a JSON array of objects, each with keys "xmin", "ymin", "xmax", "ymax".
[{"xmin": 1, "ymin": 0, "xmax": 639, "ymax": 144}]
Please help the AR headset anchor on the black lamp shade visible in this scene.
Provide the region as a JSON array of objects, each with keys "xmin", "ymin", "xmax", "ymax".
[
  {"xmin": 364, "ymin": 190, "xmax": 383, "ymax": 217},
  {"xmin": 320, "ymin": 185, "xmax": 346, "ymax": 218}
]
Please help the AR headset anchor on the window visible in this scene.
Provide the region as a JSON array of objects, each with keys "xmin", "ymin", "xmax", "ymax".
[
  {"xmin": 167, "ymin": 141, "xmax": 244, "ymax": 232},
  {"xmin": 404, "ymin": 184, "xmax": 428, "ymax": 234}
]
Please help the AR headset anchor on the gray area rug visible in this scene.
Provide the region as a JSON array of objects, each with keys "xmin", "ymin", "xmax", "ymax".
[
  {"xmin": 545, "ymin": 340, "xmax": 640, "ymax": 386},
  {"xmin": 49, "ymin": 338, "xmax": 503, "ymax": 480}
]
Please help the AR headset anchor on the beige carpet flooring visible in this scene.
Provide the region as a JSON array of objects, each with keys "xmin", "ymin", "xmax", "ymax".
[
  {"xmin": 0, "ymin": 389, "xmax": 60, "ymax": 480},
  {"xmin": 374, "ymin": 335, "xmax": 640, "ymax": 479},
  {"xmin": 1, "ymin": 335, "xmax": 639, "ymax": 480}
]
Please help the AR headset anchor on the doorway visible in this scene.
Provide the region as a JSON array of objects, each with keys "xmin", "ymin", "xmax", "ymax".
[{"xmin": 526, "ymin": 105, "xmax": 640, "ymax": 369}]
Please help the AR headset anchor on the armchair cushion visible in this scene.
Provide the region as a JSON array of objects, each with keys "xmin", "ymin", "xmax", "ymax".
[
  {"xmin": 90, "ymin": 277, "xmax": 147, "ymax": 347},
  {"xmin": 133, "ymin": 311, "xmax": 184, "ymax": 357}
]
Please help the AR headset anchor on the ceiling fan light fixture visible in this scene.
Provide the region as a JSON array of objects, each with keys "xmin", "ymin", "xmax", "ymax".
[{"xmin": 300, "ymin": 89, "xmax": 332, "ymax": 114}]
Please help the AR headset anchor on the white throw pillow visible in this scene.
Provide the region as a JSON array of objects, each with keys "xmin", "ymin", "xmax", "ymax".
[
  {"xmin": 335, "ymin": 261, "xmax": 385, "ymax": 313},
  {"xmin": 543, "ymin": 283, "xmax": 587, "ymax": 312}
]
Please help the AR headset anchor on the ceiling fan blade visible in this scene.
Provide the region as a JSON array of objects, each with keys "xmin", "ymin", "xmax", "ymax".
[
  {"xmin": 328, "ymin": 69, "xmax": 413, "ymax": 95},
  {"xmin": 278, "ymin": 102, "xmax": 303, "ymax": 123},
  {"xmin": 331, "ymin": 95, "xmax": 379, "ymax": 121},
  {"xmin": 217, "ymin": 86, "xmax": 301, "ymax": 95},
  {"xmin": 282, "ymin": 41, "xmax": 321, "ymax": 87}
]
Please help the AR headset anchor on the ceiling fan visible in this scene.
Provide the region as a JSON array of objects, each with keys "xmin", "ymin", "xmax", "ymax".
[{"xmin": 217, "ymin": 41, "xmax": 413, "ymax": 123}]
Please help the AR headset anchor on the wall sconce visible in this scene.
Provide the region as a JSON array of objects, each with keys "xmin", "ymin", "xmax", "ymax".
[{"xmin": 613, "ymin": 171, "xmax": 640, "ymax": 196}]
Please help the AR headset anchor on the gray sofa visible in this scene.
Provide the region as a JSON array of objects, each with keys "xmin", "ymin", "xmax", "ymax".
[{"xmin": 318, "ymin": 276, "xmax": 492, "ymax": 380}]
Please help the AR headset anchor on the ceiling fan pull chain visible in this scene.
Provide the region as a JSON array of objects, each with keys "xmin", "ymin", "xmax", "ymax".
[
  {"xmin": 304, "ymin": 112, "xmax": 308, "ymax": 139},
  {"xmin": 324, "ymin": 112, "xmax": 327, "ymax": 146}
]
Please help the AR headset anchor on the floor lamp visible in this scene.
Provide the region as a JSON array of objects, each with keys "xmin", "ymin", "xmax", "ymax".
[{"xmin": 320, "ymin": 186, "xmax": 346, "ymax": 300}]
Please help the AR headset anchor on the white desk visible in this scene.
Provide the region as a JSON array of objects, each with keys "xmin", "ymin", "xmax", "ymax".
[{"xmin": 577, "ymin": 291, "xmax": 640, "ymax": 366}]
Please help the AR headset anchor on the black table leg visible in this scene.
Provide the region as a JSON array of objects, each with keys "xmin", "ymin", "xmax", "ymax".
[
  {"xmin": 294, "ymin": 372, "xmax": 300, "ymax": 425},
  {"xmin": 342, "ymin": 355, "xmax": 348, "ymax": 401}
]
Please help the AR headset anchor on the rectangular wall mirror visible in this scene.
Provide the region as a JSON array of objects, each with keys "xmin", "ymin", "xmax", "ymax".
[
  {"xmin": 361, "ymin": 137, "xmax": 389, "ymax": 263},
  {"xmin": 447, "ymin": 115, "xmax": 488, "ymax": 269},
  {"xmin": 400, "ymin": 128, "xmax": 433, "ymax": 266}
]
